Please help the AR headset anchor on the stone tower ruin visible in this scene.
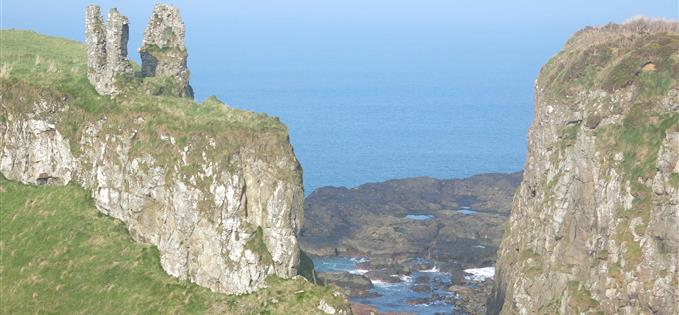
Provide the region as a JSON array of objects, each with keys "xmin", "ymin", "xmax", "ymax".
[
  {"xmin": 139, "ymin": 4, "xmax": 194, "ymax": 98},
  {"xmin": 85, "ymin": 4, "xmax": 193, "ymax": 98},
  {"xmin": 85, "ymin": 5, "xmax": 132, "ymax": 96}
]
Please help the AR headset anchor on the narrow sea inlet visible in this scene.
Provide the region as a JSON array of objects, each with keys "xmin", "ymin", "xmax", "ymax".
[{"xmin": 313, "ymin": 256, "xmax": 459, "ymax": 314}]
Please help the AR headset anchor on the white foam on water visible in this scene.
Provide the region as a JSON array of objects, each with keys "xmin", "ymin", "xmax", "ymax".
[
  {"xmin": 371, "ymin": 279, "xmax": 399, "ymax": 287},
  {"xmin": 349, "ymin": 269, "xmax": 369, "ymax": 275},
  {"xmin": 420, "ymin": 266, "xmax": 440, "ymax": 273},
  {"xmin": 399, "ymin": 275, "xmax": 413, "ymax": 283},
  {"xmin": 463, "ymin": 266, "xmax": 495, "ymax": 282},
  {"xmin": 350, "ymin": 257, "xmax": 368, "ymax": 263},
  {"xmin": 414, "ymin": 302, "xmax": 432, "ymax": 307},
  {"xmin": 404, "ymin": 214, "xmax": 434, "ymax": 220}
]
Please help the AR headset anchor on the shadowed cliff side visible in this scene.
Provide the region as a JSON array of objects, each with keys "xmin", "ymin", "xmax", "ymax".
[{"xmin": 490, "ymin": 18, "xmax": 679, "ymax": 315}]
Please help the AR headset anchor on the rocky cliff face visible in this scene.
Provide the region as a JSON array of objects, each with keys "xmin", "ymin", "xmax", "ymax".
[
  {"xmin": 0, "ymin": 91, "xmax": 304, "ymax": 295},
  {"xmin": 490, "ymin": 19, "xmax": 679, "ymax": 314},
  {"xmin": 1, "ymin": 28, "xmax": 304, "ymax": 294}
]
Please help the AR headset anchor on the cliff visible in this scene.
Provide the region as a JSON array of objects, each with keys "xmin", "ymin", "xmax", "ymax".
[
  {"xmin": 0, "ymin": 175, "xmax": 351, "ymax": 314},
  {"xmin": 490, "ymin": 18, "xmax": 679, "ymax": 314},
  {"xmin": 0, "ymin": 29, "xmax": 306, "ymax": 295}
]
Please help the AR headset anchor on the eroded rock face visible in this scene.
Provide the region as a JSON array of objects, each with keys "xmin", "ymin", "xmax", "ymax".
[
  {"xmin": 490, "ymin": 19, "xmax": 679, "ymax": 315},
  {"xmin": 301, "ymin": 173, "xmax": 521, "ymax": 270},
  {"xmin": 139, "ymin": 4, "xmax": 193, "ymax": 98},
  {"xmin": 85, "ymin": 6, "xmax": 132, "ymax": 96},
  {"xmin": 0, "ymin": 93, "xmax": 304, "ymax": 295}
]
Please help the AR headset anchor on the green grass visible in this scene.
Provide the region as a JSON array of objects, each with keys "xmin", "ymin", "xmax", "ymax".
[
  {"xmin": 0, "ymin": 29, "xmax": 299, "ymax": 184},
  {"xmin": 566, "ymin": 281, "xmax": 601, "ymax": 313},
  {"xmin": 245, "ymin": 227, "xmax": 274, "ymax": 266},
  {"xmin": 519, "ymin": 249, "xmax": 543, "ymax": 277},
  {"xmin": 670, "ymin": 173, "xmax": 679, "ymax": 187},
  {"xmin": 0, "ymin": 175, "xmax": 349, "ymax": 314},
  {"xmin": 601, "ymin": 34, "xmax": 679, "ymax": 94},
  {"xmin": 538, "ymin": 29, "xmax": 679, "ymax": 103}
]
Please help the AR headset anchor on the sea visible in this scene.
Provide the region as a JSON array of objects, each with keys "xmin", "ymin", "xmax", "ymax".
[
  {"xmin": 313, "ymin": 256, "xmax": 463, "ymax": 314},
  {"xmin": 193, "ymin": 66, "xmax": 534, "ymax": 193}
]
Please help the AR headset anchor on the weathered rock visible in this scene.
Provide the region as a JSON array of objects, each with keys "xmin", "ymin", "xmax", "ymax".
[
  {"xmin": 350, "ymin": 303, "xmax": 379, "ymax": 315},
  {"xmin": 318, "ymin": 299, "xmax": 338, "ymax": 314},
  {"xmin": 451, "ymin": 282, "xmax": 493, "ymax": 315},
  {"xmin": 104, "ymin": 9, "xmax": 131, "ymax": 77},
  {"xmin": 301, "ymin": 173, "xmax": 521, "ymax": 272},
  {"xmin": 1, "ymin": 88, "xmax": 304, "ymax": 295},
  {"xmin": 85, "ymin": 6, "xmax": 106, "ymax": 90},
  {"xmin": 490, "ymin": 18, "xmax": 679, "ymax": 315},
  {"xmin": 84, "ymin": 6, "xmax": 132, "ymax": 95},
  {"xmin": 139, "ymin": 4, "xmax": 193, "ymax": 98},
  {"xmin": 317, "ymin": 272, "xmax": 374, "ymax": 291}
]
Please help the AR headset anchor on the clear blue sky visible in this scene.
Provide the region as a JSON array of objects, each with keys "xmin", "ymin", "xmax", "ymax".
[{"xmin": 2, "ymin": 0, "xmax": 677, "ymax": 87}]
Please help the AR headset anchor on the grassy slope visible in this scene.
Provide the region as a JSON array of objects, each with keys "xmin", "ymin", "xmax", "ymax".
[
  {"xmin": 0, "ymin": 176, "xmax": 347, "ymax": 314},
  {"xmin": 0, "ymin": 30, "xmax": 343, "ymax": 314}
]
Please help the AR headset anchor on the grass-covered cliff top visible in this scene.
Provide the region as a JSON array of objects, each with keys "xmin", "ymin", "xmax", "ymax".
[
  {"xmin": 1, "ymin": 29, "xmax": 301, "ymax": 181},
  {"xmin": 0, "ymin": 29, "xmax": 284, "ymax": 131},
  {"xmin": 0, "ymin": 30, "xmax": 326, "ymax": 313},
  {"xmin": 0, "ymin": 29, "xmax": 289, "ymax": 149},
  {"xmin": 537, "ymin": 18, "xmax": 679, "ymax": 195},
  {"xmin": 538, "ymin": 17, "xmax": 679, "ymax": 100},
  {"xmin": 0, "ymin": 175, "xmax": 348, "ymax": 314}
]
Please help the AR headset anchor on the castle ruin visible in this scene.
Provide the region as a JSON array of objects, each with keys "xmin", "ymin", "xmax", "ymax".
[
  {"xmin": 85, "ymin": 6, "xmax": 132, "ymax": 96},
  {"xmin": 85, "ymin": 4, "xmax": 193, "ymax": 98},
  {"xmin": 139, "ymin": 5, "xmax": 194, "ymax": 98}
]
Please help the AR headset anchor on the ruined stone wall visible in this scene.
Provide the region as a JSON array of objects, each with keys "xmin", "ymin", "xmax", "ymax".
[
  {"xmin": 85, "ymin": 5, "xmax": 132, "ymax": 96},
  {"xmin": 85, "ymin": 4, "xmax": 193, "ymax": 98},
  {"xmin": 139, "ymin": 4, "xmax": 193, "ymax": 98}
]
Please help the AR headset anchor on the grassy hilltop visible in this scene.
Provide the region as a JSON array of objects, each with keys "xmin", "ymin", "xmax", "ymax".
[
  {"xmin": 0, "ymin": 29, "xmax": 295, "ymax": 174},
  {"xmin": 0, "ymin": 29, "xmax": 347, "ymax": 314}
]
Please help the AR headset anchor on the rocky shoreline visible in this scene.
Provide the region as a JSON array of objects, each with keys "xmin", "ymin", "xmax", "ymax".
[{"xmin": 301, "ymin": 172, "xmax": 521, "ymax": 313}]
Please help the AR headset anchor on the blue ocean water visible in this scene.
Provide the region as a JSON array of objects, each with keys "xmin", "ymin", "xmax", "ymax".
[
  {"xmin": 194, "ymin": 67, "xmax": 534, "ymax": 193},
  {"xmin": 457, "ymin": 207, "xmax": 479, "ymax": 215},
  {"xmin": 405, "ymin": 214, "xmax": 435, "ymax": 221},
  {"xmin": 313, "ymin": 256, "xmax": 457, "ymax": 314}
]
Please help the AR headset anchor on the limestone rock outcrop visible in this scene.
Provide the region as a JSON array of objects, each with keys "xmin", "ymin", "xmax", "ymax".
[
  {"xmin": 489, "ymin": 18, "xmax": 679, "ymax": 314},
  {"xmin": 1, "ymin": 87, "xmax": 304, "ymax": 294},
  {"xmin": 4, "ymin": 6, "xmax": 303, "ymax": 294},
  {"xmin": 85, "ymin": 6, "xmax": 132, "ymax": 96},
  {"xmin": 139, "ymin": 4, "xmax": 193, "ymax": 98}
]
